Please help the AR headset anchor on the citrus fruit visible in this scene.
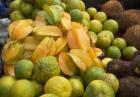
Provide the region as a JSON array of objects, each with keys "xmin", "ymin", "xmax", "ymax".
[
  {"xmin": 83, "ymin": 80, "xmax": 115, "ymax": 97},
  {"xmin": 60, "ymin": 3, "xmax": 66, "ymax": 10},
  {"xmin": 31, "ymin": 80, "xmax": 43, "ymax": 97},
  {"xmin": 69, "ymin": 77, "xmax": 84, "ymax": 97},
  {"xmin": 87, "ymin": 7, "xmax": 97, "ymax": 18},
  {"xmin": 20, "ymin": 2, "xmax": 33, "ymax": 16},
  {"xmin": 10, "ymin": 10, "xmax": 25, "ymax": 21},
  {"xmin": 44, "ymin": 76, "xmax": 72, "ymax": 97},
  {"xmin": 94, "ymin": 11, "xmax": 107, "ymax": 22},
  {"xmin": 102, "ymin": 73, "xmax": 119, "ymax": 93},
  {"xmin": 39, "ymin": 94, "xmax": 58, "ymax": 97},
  {"xmin": 31, "ymin": 9, "xmax": 40, "ymax": 19},
  {"xmin": 0, "ymin": 76, "xmax": 16, "ymax": 97},
  {"xmin": 9, "ymin": 0, "xmax": 22, "ymax": 11},
  {"xmin": 14, "ymin": 59, "xmax": 34, "ymax": 79},
  {"xmin": 96, "ymin": 33, "xmax": 111, "ymax": 49},
  {"xmin": 70, "ymin": 9, "xmax": 83, "ymax": 22},
  {"xmin": 106, "ymin": 46, "xmax": 121, "ymax": 59},
  {"xmin": 82, "ymin": 11, "xmax": 90, "ymax": 21},
  {"xmin": 122, "ymin": 46, "xmax": 138, "ymax": 60},
  {"xmin": 34, "ymin": 56, "xmax": 60, "ymax": 84},
  {"xmin": 82, "ymin": 19, "xmax": 90, "ymax": 29},
  {"xmin": 83, "ymin": 67, "xmax": 106, "ymax": 86},
  {"xmin": 99, "ymin": 30, "xmax": 114, "ymax": 41},
  {"xmin": 103, "ymin": 19, "xmax": 119, "ymax": 33},
  {"xmin": 112, "ymin": 38, "xmax": 127, "ymax": 50},
  {"xmin": 9, "ymin": 79, "xmax": 35, "ymax": 97},
  {"xmin": 89, "ymin": 20, "xmax": 103, "ymax": 33}
]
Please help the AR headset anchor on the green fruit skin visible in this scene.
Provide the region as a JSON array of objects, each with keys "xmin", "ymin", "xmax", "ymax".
[
  {"xmin": 14, "ymin": 59, "xmax": 34, "ymax": 79},
  {"xmin": 44, "ymin": 76, "xmax": 72, "ymax": 97},
  {"xmin": 60, "ymin": 3, "xmax": 66, "ymax": 11},
  {"xmin": 106, "ymin": 46, "xmax": 121, "ymax": 59},
  {"xmin": 102, "ymin": 73, "xmax": 119, "ymax": 93},
  {"xmin": 66, "ymin": 0, "xmax": 85, "ymax": 12},
  {"xmin": 31, "ymin": 9, "xmax": 40, "ymax": 19},
  {"xmin": 99, "ymin": 30, "xmax": 114, "ymax": 41},
  {"xmin": 94, "ymin": 11, "xmax": 107, "ymax": 22},
  {"xmin": 70, "ymin": 9, "xmax": 83, "ymax": 22},
  {"xmin": 39, "ymin": 94, "xmax": 58, "ymax": 97},
  {"xmin": 10, "ymin": 10, "xmax": 25, "ymax": 21},
  {"xmin": 83, "ymin": 80, "xmax": 115, "ymax": 97},
  {"xmin": 34, "ymin": 56, "xmax": 60, "ymax": 84},
  {"xmin": 89, "ymin": 20, "xmax": 103, "ymax": 33},
  {"xmin": 0, "ymin": 76, "xmax": 16, "ymax": 97},
  {"xmin": 82, "ymin": 19, "xmax": 90, "ymax": 29},
  {"xmin": 31, "ymin": 80, "xmax": 43, "ymax": 97},
  {"xmin": 122, "ymin": 46, "xmax": 138, "ymax": 60},
  {"xmin": 87, "ymin": 7, "xmax": 97, "ymax": 19},
  {"xmin": 69, "ymin": 78, "xmax": 84, "ymax": 97},
  {"xmin": 112, "ymin": 38, "xmax": 127, "ymax": 50},
  {"xmin": 103, "ymin": 19, "xmax": 119, "ymax": 33},
  {"xmin": 9, "ymin": 80, "xmax": 35, "ymax": 97},
  {"xmin": 96, "ymin": 33, "xmax": 111, "ymax": 49},
  {"xmin": 83, "ymin": 67, "xmax": 106, "ymax": 86},
  {"xmin": 82, "ymin": 11, "xmax": 90, "ymax": 21},
  {"xmin": 9, "ymin": 0, "xmax": 22, "ymax": 11},
  {"xmin": 20, "ymin": 2, "xmax": 33, "ymax": 16}
]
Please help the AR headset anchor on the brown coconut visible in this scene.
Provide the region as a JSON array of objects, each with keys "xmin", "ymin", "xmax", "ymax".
[
  {"xmin": 123, "ymin": 25, "xmax": 140, "ymax": 49},
  {"xmin": 101, "ymin": 0, "xmax": 124, "ymax": 19},
  {"xmin": 119, "ymin": 9, "xmax": 140, "ymax": 31}
]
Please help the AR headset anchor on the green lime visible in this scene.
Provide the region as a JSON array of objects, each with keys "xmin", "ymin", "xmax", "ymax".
[
  {"xmin": 70, "ymin": 9, "xmax": 83, "ymax": 22},
  {"xmin": 112, "ymin": 38, "xmax": 127, "ymax": 50},
  {"xmin": 82, "ymin": 11, "xmax": 90, "ymax": 21},
  {"xmin": 99, "ymin": 30, "xmax": 114, "ymax": 41},
  {"xmin": 89, "ymin": 20, "xmax": 103, "ymax": 33},
  {"xmin": 106, "ymin": 46, "xmax": 121, "ymax": 59},
  {"xmin": 9, "ymin": 0, "xmax": 22, "ymax": 11},
  {"xmin": 96, "ymin": 33, "xmax": 111, "ymax": 49},
  {"xmin": 94, "ymin": 11, "xmax": 107, "ymax": 22},
  {"xmin": 87, "ymin": 7, "xmax": 97, "ymax": 19},
  {"xmin": 69, "ymin": 77, "xmax": 84, "ymax": 97},
  {"xmin": 10, "ymin": 10, "xmax": 25, "ymax": 21},
  {"xmin": 39, "ymin": 94, "xmax": 58, "ymax": 97},
  {"xmin": 82, "ymin": 19, "xmax": 90, "ymax": 29},
  {"xmin": 60, "ymin": 2, "xmax": 66, "ymax": 10},
  {"xmin": 103, "ymin": 19, "xmax": 119, "ymax": 33},
  {"xmin": 122, "ymin": 46, "xmax": 138, "ymax": 60},
  {"xmin": 83, "ymin": 67, "xmax": 106, "ymax": 86},
  {"xmin": 31, "ymin": 9, "xmax": 40, "ymax": 19},
  {"xmin": 14, "ymin": 59, "xmax": 34, "ymax": 79},
  {"xmin": 20, "ymin": 2, "xmax": 33, "ymax": 16}
]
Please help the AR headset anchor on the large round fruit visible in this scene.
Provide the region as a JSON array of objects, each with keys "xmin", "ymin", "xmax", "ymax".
[
  {"xmin": 89, "ymin": 20, "xmax": 103, "ymax": 34},
  {"xmin": 103, "ymin": 19, "xmax": 119, "ymax": 33},
  {"xmin": 34, "ymin": 56, "xmax": 60, "ymax": 84},
  {"xmin": 39, "ymin": 94, "xmax": 58, "ymax": 97},
  {"xmin": 96, "ymin": 32, "xmax": 111, "ymax": 49},
  {"xmin": 83, "ymin": 80, "xmax": 115, "ymax": 97},
  {"xmin": 44, "ymin": 76, "xmax": 72, "ymax": 97},
  {"xmin": 70, "ymin": 9, "xmax": 83, "ymax": 22},
  {"xmin": 122, "ymin": 46, "xmax": 138, "ymax": 60},
  {"xmin": 31, "ymin": 80, "xmax": 43, "ymax": 97},
  {"xmin": 9, "ymin": 80, "xmax": 35, "ymax": 97},
  {"xmin": 83, "ymin": 67, "xmax": 106, "ymax": 86},
  {"xmin": 106, "ymin": 46, "xmax": 121, "ymax": 59},
  {"xmin": 102, "ymin": 73, "xmax": 119, "ymax": 93},
  {"xmin": 69, "ymin": 77, "xmax": 84, "ymax": 97},
  {"xmin": 94, "ymin": 11, "xmax": 107, "ymax": 22},
  {"xmin": 0, "ymin": 76, "xmax": 16, "ymax": 97},
  {"xmin": 112, "ymin": 38, "xmax": 127, "ymax": 50},
  {"xmin": 14, "ymin": 59, "xmax": 34, "ymax": 79}
]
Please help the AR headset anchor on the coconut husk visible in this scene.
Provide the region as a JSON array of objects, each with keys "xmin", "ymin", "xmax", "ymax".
[
  {"xmin": 123, "ymin": 25, "xmax": 140, "ymax": 49},
  {"xmin": 119, "ymin": 9, "xmax": 140, "ymax": 32},
  {"xmin": 101, "ymin": 0, "xmax": 124, "ymax": 19}
]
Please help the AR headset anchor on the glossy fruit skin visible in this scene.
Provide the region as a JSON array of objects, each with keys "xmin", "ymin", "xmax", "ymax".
[
  {"xmin": 14, "ymin": 59, "xmax": 34, "ymax": 79},
  {"xmin": 70, "ymin": 9, "xmax": 83, "ymax": 22},
  {"xmin": 94, "ymin": 11, "xmax": 107, "ymax": 22},
  {"xmin": 87, "ymin": 7, "xmax": 97, "ymax": 19},
  {"xmin": 83, "ymin": 80, "xmax": 115, "ymax": 97},
  {"xmin": 99, "ymin": 30, "xmax": 114, "ymax": 41},
  {"xmin": 106, "ymin": 46, "xmax": 121, "ymax": 59},
  {"xmin": 122, "ymin": 46, "xmax": 138, "ymax": 60},
  {"xmin": 112, "ymin": 38, "xmax": 127, "ymax": 50}
]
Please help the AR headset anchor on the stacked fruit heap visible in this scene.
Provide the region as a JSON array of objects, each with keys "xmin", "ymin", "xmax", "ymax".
[{"xmin": 0, "ymin": 0, "xmax": 139, "ymax": 97}]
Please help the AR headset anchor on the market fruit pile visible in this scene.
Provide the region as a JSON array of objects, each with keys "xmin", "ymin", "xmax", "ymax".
[{"xmin": 0, "ymin": 0, "xmax": 139, "ymax": 97}]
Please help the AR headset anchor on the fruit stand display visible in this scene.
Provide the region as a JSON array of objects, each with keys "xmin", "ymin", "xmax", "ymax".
[{"xmin": 0, "ymin": 0, "xmax": 140, "ymax": 97}]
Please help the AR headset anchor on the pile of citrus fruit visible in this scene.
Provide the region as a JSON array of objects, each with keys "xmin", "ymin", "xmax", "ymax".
[{"xmin": 0, "ymin": 0, "xmax": 138, "ymax": 97}]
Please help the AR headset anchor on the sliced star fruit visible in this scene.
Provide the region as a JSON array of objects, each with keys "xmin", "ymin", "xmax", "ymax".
[
  {"xmin": 4, "ymin": 64, "xmax": 15, "ymax": 76},
  {"xmin": 58, "ymin": 52, "xmax": 77, "ymax": 76}
]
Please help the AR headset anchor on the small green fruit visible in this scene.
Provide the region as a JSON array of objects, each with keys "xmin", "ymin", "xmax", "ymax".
[
  {"xmin": 94, "ymin": 11, "xmax": 107, "ymax": 22},
  {"xmin": 112, "ymin": 38, "xmax": 127, "ymax": 50}
]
